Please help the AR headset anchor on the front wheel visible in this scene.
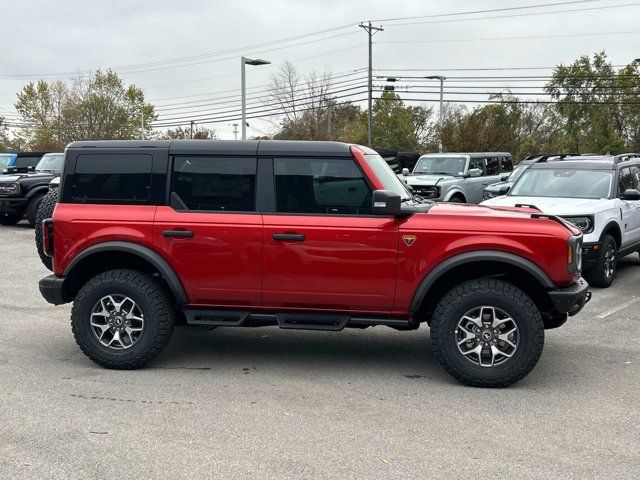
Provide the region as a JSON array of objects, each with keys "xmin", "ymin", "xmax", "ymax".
[
  {"xmin": 71, "ymin": 269, "xmax": 176, "ymax": 369},
  {"xmin": 584, "ymin": 234, "xmax": 617, "ymax": 288},
  {"xmin": 430, "ymin": 279, "xmax": 544, "ymax": 388},
  {"xmin": 25, "ymin": 194, "xmax": 44, "ymax": 227}
]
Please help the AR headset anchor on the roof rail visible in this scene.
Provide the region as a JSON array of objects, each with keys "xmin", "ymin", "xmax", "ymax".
[
  {"xmin": 528, "ymin": 153, "xmax": 579, "ymax": 163},
  {"xmin": 613, "ymin": 153, "xmax": 640, "ymax": 163}
]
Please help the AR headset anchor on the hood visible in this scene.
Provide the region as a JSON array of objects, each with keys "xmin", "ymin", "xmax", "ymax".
[
  {"xmin": 406, "ymin": 174, "xmax": 456, "ymax": 186},
  {"xmin": 405, "ymin": 201, "xmax": 580, "ymax": 236},
  {"xmin": 484, "ymin": 180, "xmax": 514, "ymax": 192},
  {"xmin": 0, "ymin": 172, "xmax": 57, "ymax": 183},
  {"xmin": 481, "ymin": 195, "xmax": 609, "ymax": 215}
]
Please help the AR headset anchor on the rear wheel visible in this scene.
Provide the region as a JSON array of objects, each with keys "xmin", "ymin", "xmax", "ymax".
[
  {"xmin": 584, "ymin": 234, "xmax": 617, "ymax": 288},
  {"xmin": 71, "ymin": 269, "xmax": 176, "ymax": 369},
  {"xmin": 430, "ymin": 278, "xmax": 544, "ymax": 388},
  {"xmin": 34, "ymin": 189, "xmax": 58, "ymax": 271},
  {"xmin": 25, "ymin": 194, "xmax": 44, "ymax": 227}
]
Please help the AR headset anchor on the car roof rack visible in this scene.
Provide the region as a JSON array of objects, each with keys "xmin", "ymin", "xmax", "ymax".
[
  {"xmin": 525, "ymin": 153, "xmax": 579, "ymax": 163},
  {"xmin": 613, "ymin": 153, "xmax": 640, "ymax": 163}
]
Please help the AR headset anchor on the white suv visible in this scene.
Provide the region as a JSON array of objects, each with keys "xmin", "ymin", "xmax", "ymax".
[{"xmin": 481, "ymin": 154, "xmax": 640, "ymax": 287}]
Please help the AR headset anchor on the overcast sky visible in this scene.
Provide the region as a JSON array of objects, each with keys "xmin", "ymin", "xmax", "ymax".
[{"xmin": 1, "ymin": 0, "xmax": 638, "ymax": 138}]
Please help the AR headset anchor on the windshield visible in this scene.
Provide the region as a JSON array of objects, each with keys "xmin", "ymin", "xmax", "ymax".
[
  {"xmin": 35, "ymin": 153, "xmax": 63, "ymax": 173},
  {"xmin": 510, "ymin": 169, "xmax": 614, "ymax": 199},
  {"xmin": 0, "ymin": 154, "xmax": 15, "ymax": 170},
  {"xmin": 413, "ymin": 156, "xmax": 466, "ymax": 176},
  {"xmin": 364, "ymin": 154, "xmax": 412, "ymax": 200},
  {"xmin": 508, "ymin": 164, "xmax": 528, "ymax": 182}
]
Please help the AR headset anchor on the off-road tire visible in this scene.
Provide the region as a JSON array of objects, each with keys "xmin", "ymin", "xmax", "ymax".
[
  {"xmin": 584, "ymin": 234, "xmax": 617, "ymax": 288},
  {"xmin": 71, "ymin": 269, "xmax": 176, "ymax": 369},
  {"xmin": 430, "ymin": 278, "xmax": 544, "ymax": 388},
  {"xmin": 448, "ymin": 195, "xmax": 465, "ymax": 203},
  {"xmin": 34, "ymin": 189, "xmax": 58, "ymax": 271},
  {"xmin": 0, "ymin": 212, "xmax": 20, "ymax": 225},
  {"xmin": 25, "ymin": 194, "xmax": 44, "ymax": 227}
]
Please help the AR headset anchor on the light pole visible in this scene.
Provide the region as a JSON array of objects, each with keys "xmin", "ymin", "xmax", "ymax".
[
  {"xmin": 241, "ymin": 57, "xmax": 270, "ymax": 140},
  {"xmin": 425, "ymin": 75, "xmax": 446, "ymax": 152}
]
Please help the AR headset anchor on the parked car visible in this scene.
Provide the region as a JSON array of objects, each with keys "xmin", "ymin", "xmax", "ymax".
[
  {"xmin": 0, "ymin": 152, "xmax": 63, "ymax": 225},
  {"xmin": 0, "ymin": 151, "xmax": 47, "ymax": 174},
  {"xmin": 481, "ymin": 153, "xmax": 640, "ymax": 287},
  {"xmin": 482, "ymin": 154, "xmax": 578, "ymax": 200},
  {"xmin": 402, "ymin": 152, "xmax": 513, "ymax": 203},
  {"xmin": 38, "ymin": 140, "xmax": 589, "ymax": 387}
]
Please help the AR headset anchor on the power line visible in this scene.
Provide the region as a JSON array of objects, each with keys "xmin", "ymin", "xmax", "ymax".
[
  {"xmin": 380, "ymin": 1, "xmax": 640, "ymax": 27},
  {"xmin": 370, "ymin": 0, "xmax": 606, "ymax": 22},
  {"xmin": 376, "ymin": 29, "xmax": 640, "ymax": 45},
  {"xmin": 0, "ymin": 24, "xmax": 358, "ymax": 80}
]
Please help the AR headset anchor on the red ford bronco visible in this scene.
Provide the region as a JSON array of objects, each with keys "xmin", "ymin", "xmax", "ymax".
[{"xmin": 39, "ymin": 140, "xmax": 590, "ymax": 387}]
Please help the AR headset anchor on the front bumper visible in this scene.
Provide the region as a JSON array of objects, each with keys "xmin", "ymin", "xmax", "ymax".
[
  {"xmin": 0, "ymin": 196, "xmax": 27, "ymax": 214},
  {"xmin": 39, "ymin": 274, "xmax": 67, "ymax": 305},
  {"xmin": 581, "ymin": 242, "xmax": 600, "ymax": 268},
  {"xmin": 548, "ymin": 277, "xmax": 591, "ymax": 316}
]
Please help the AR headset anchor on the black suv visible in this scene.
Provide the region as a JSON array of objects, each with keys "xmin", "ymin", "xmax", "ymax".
[{"xmin": 0, "ymin": 153, "xmax": 63, "ymax": 225}]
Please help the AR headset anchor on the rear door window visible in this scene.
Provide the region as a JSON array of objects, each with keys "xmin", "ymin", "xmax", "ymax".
[
  {"xmin": 500, "ymin": 157, "xmax": 514, "ymax": 173},
  {"xmin": 485, "ymin": 157, "xmax": 500, "ymax": 176},
  {"xmin": 172, "ymin": 156, "xmax": 257, "ymax": 212}
]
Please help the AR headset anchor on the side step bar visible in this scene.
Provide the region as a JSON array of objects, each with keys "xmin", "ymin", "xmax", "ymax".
[{"xmin": 184, "ymin": 309, "xmax": 413, "ymax": 331}]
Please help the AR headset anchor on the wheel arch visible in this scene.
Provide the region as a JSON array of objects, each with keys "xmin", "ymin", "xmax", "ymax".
[
  {"xmin": 444, "ymin": 189, "xmax": 466, "ymax": 202},
  {"xmin": 25, "ymin": 186, "xmax": 49, "ymax": 199},
  {"xmin": 600, "ymin": 221, "xmax": 622, "ymax": 247},
  {"xmin": 410, "ymin": 251, "xmax": 556, "ymax": 323},
  {"xmin": 62, "ymin": 241, "xmax": 188, "ymax": 304}
]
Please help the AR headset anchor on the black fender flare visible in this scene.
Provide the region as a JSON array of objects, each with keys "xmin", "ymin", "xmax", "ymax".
[
  {"xmin": 409, "ymin": 250, "xmax": 555, "ymax": 311},
  {"xmin": 63, "ymin": 241, "xmax": 189, "ymax": 304},
  {"xmin": 26, "ymin": 186, "xmax": 50, "ymax": 199}
]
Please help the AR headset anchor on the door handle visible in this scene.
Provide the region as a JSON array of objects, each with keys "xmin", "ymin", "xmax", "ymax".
[
  {"xmin": 482, "ymin": 182, "xmax": 489, "ymax": 186},
  {"xmin": 163, "ymin": 230, "xmax": 195, "ymax": 238},
  {"xmin": 272, "ymin": 233, "xmax": 305, "ymax": 241}
]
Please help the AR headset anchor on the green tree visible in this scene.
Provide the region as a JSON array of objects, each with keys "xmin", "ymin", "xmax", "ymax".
[
  {"xmin": 363, "ymin": 91, "xmax": 433, "ymax": 151},
  {"xmin": 545, "ymin": 51, "xmax": 639, "ymax": 153},
  {"xmin": 159, "ymin": 125, "xmax": 218, "ymax": 140},
  {"xmin": 15, "ymin": 70, "xmax": 155, "ymax": 150}
]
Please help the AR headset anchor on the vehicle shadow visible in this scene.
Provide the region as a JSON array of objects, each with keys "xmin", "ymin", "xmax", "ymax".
[{"xmin": 157, "ymin": 325, "xmax": 448, "ymax": 380}]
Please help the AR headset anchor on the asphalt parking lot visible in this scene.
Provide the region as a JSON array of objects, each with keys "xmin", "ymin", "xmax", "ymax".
[{"xmin": 0, "ymin": 222, "xmax": 638, "ymax": 480}]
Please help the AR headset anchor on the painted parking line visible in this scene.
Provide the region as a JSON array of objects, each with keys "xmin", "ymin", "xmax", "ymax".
[{"xmin": 596, "ymin": 296, "xmax": 640, "ymax": 319}]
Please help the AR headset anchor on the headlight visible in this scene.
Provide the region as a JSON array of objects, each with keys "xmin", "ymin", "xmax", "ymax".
[
  {"xmin": 0, "ymin": 182, "xmax": 20, "ymax": 195},
  {"xmin": 413, "ymin": 185, "xmax": 440, "ymax": 198},
  {"xmin": 483, "ymin": 191, "xmax": 496, "ymax": 200},
  {"xmin": 567, "ymin": 235, "xmax": 583, "ymax": 275},
  {"xmin": 562, "ymin": 216, "xmax": 594, "ymax": 234}
]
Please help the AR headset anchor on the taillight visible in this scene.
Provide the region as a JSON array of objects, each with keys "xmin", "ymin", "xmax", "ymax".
[{"xmin": 42, "ymin": 218, "xmax": 54, "ymax": 258}]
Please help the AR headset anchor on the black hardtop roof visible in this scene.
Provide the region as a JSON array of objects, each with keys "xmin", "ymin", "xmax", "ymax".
[{"xmin": 66, "ymin": 140, "xmax": 354, "ymax": 157}]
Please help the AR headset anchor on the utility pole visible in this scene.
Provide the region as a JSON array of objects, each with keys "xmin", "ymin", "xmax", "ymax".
[
  {"xmin": 232, "ymin": 123, "xmax": 239, "ymax": 140},
  {"xmin": 190, "ymin": 120, "xmax": 195, "ymax": 139},
  {"xmin": 327, "ymin": 103, "xmax": 332, "ymax": 140},
  {"xmin": 140, "ymin": 111, "xmax": 145, "ymax": 140},
  {"xmin": 359, "ymin": 21, "xmax": 383, "ymax": 148},
  {"xmin": 425, "ymin": 75, "xmax": 446, "ymax": 152}
]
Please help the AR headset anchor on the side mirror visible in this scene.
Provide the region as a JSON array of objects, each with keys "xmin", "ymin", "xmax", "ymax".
[
  {"xmin": 622, "ymin": 189, "xmax": 640, "ymax": 201},
  {"xmin": 401, "ymin": 168, "xmax": 410, "ymax": 176},
  {"xmin": 498, "ymin": 185, "xmax": 511, "ymax": 195},
  {"xmin": 467, "ymin": 168, "xmax": 483, "ymax": 177},
  {"xmin": 372, "ymin": 190, "xmax": 402, "ymax": 216}
]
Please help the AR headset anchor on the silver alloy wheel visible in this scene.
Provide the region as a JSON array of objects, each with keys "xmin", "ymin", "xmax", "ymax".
[
  {"xmin": 455, "ymin": 306, "xmax": 519, "ymax": 367},
  {"xmin": 604, "ymin": 243, "xmax": 616, "ymax": 278},
  {"xmin": 90, "ymin": 295, "xmax": 144, "ymax": 350}
]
